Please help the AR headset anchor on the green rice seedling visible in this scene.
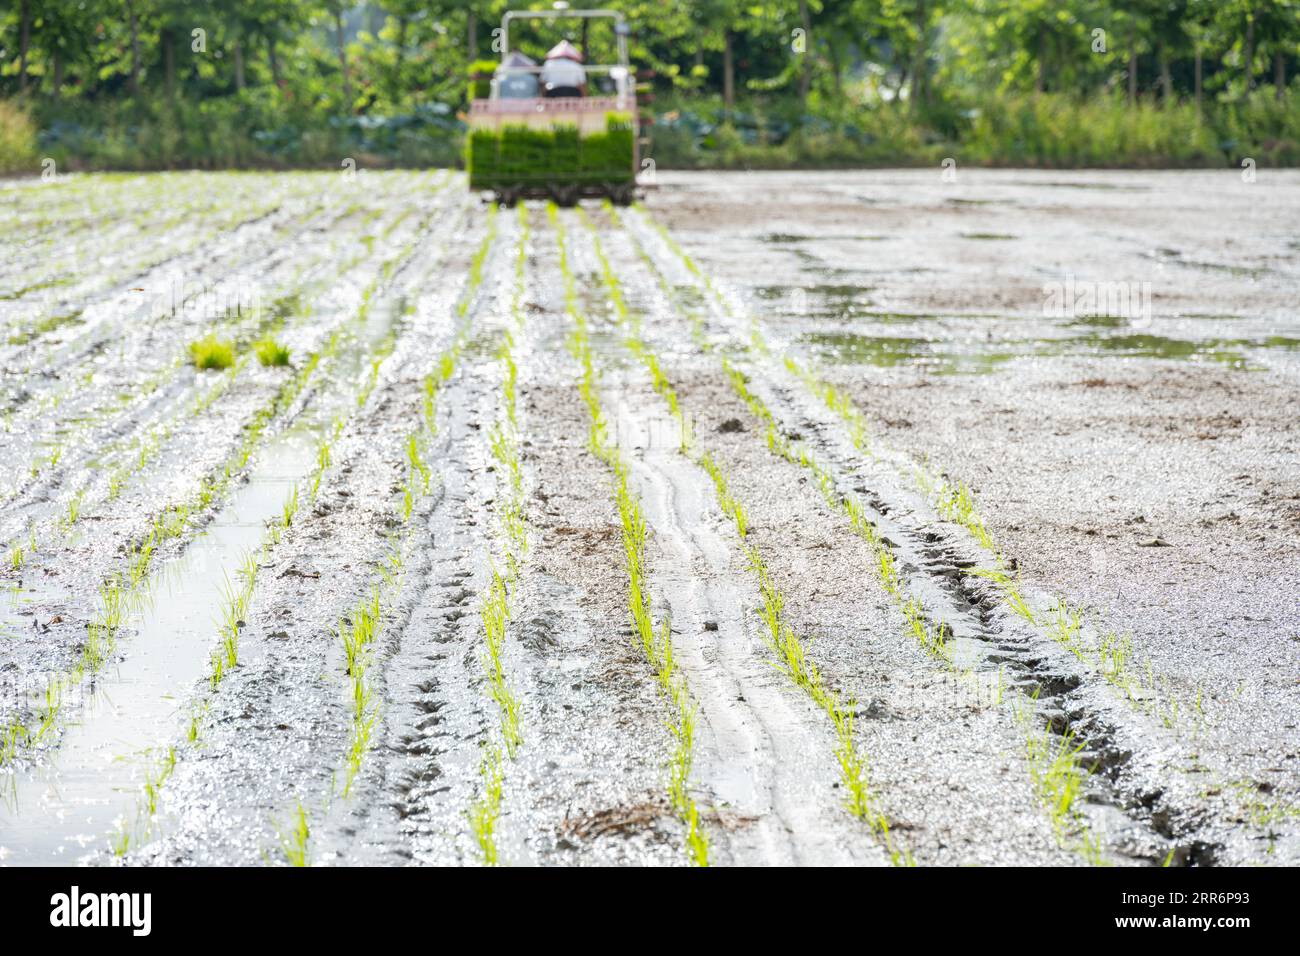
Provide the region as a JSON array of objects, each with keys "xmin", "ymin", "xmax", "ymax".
[
  {"xmin": 0, "ymin": 721, "xmax": 28, "ymax": 765},
  {"xmin": 278, "ymin": 803, "xmax": 311, "ymax": 867},
  {"xmin": 312, "ymin": 441, "xmax": 331, "ymax": 496},
  {"xmin": 64, "ymin": 488, "xmax": 85, "ymax": 529},
  {"xmin": 111, "ymin": 826, "xmax": 131, "ymax": 858},
  {"xmin": 34, "ymin": 674, "xmax": 64, "ymax": 739},
  {"xmin": 479, "ymin": 568, "xmax": 523, "ymax": 758},
  {"xmin": 422, "ymin": 378, "xmax": 438, "ymax": 434},
  {"xmin": 1227, "ymin": 781, "xmax": 1300, "ymax": 828},
  {"xmin": 468, "ymin": 748, "xmax": 505, "ymax": 866},
  {"xmin": 1046, "ymin": 600, "xmax": 1087, "ymax": 661},
  {"xmin": 1025, "ymin": 720, "xmax": 1090, "ymax": 833},
  {"xmin": 972, "ymin": 566, "xmax": 1037, "ymax": 624},
  {"xmin": 82, "ymin": 623, "xmax": 108, "ymax": 672},
  {"xmin": 458, "ymin": 204, "xmax": 500, "ymax": 320},
  {"xmin": 188, "ymin": 334, "xmax": 236, "ymax": 371},
  {"xmin": 142, "ymin": 747, "xmax": 177, "ymax": 817},
  {"xmin": 254, "ymin": 337, "xmax": 292, "ymax": 367},
  {"xmin": 876, "ymin": 548, "xmax": 900, "ymax": 595},
  {"xmin": 9, "ymin": 544, "xmax": 23, "ymax": 570},
  {"xmin": 339, "ymin": 589, "xmax": 381, "ymax": 679},
  {"xmin": 281, "ymin": 485, "xmax": 299, "ymax": 529},
  {"xmin": 98, "ymin": 577, "xmax": 127, "ymax": 632},
  {"xmin": 406, "ymin": 433, "xmax": 430, "ymax": 494},
  {"xmin": 827, "ymin": 697, "xmax": 873, "ymax": 819},
  {"xmin": 1012, "ymin": 690, "xmax": 1102, "ymax": 860},
  {"xmin": 342, "ymin": 676, "xmax": 377, "ymax": 797}
]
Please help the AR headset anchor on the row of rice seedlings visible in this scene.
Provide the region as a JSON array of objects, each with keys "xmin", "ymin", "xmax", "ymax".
[
  {"xmin": 286, "ymin": 204, "xmax": 499, "ymax": 864},
  {"xmin": 338, "ymin": 586, "xmax": 384, "ymax": 797},
  {"xmin": 598, "ymin": 205, "xmax": 708, "ymax": 349},
  {"xmin": 4, "ymin": 195, "xmax": 446, "ymax": 724},
  {"xmin": 551, "ymin": 204, "xmax": 708, "ymax": 867},
  {"xmin": 607, "ymin": 211, "xmax": 954, "ymax": 664},
  {"xmin": 113, "ymin": 509, "xmax": 290, "ymax": 856},
  {"xmin": 579, "ymin": 206, "xmax": 692, "ymax": 451},
  {"xmin": 8, "ymin": 175, "xmax": 439, "ymax": 501},
  {"xmin": 4, "ymin": 182, "xmax": 246, "ymax": 288},
  {"xmin": 4, "ymin": 183, "xmax": 355, "ymax": 430},
  {"xmin": 289, "ymin": 209, "xmax": 484, "ymax": 799},
  {"xmin": 7, "ymin": 356, "xmax": 180, "ymax": 493},
  {"xmin": 631, "ymin": 208, "xmax": 1175, "ymax": 716},
  {"xmin": 704, "ymin": 451, "xmax": 911, "ymax": 863},
  {"xmin": 3, "ymin": 174, "xmax": 318, "ymax": 320},
  {"xmin": 726, "ymin": 360, "xmax": 957, "ymax": 664},
  {"xmin": 0, "ymin": 570, "xmax": 133, "ymax": 768},
  {"xmin": 659, "ymin": 213, "xmax": 1194, "ymax": 731},
  {"xmin": 0, "ymin": 330, "xmax": 340, "ymax": 767},
  {"xmin": 4, "ymin": 195, "xmax": 291, "ymax": 352},
  {"xmin": 468, "ymin": 205, "xmax": 528, "ymax": 865},
  {"xmin": 623, "ymin": 209, "xmax": 1117, "ymax": 864},
  {"xmin": 112, "ymin": 387, "xmax": 342, "ymax": 855},
  {"xmin": 21, "ymin": 333, "xmax": 251, "ymax": 544},
  {"xmin": 6, "ymin": 261, "xmax": 317, "ymax": 549},
  {"xmin": 577, "ymin": 213, "xmax": 907, "ymax": 862},
  {"xmin": 5, "ymin": 174, "xmax": 209, "ymax": 252},
  {"xmin": 715, "ymin": 362, "xmax": 1114, "ymax": 859},
  {"xmin": 114, "ymin": 306, "xmax": 406, "ymax": 857}
]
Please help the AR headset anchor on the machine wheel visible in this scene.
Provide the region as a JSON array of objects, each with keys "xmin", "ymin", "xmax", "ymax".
[{"xmin": 552, "ymin": 184, "xmax": 579, "ymax": 207}]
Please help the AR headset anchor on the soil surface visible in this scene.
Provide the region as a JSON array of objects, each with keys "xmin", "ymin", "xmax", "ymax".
[{"xmin": 0, "ymin": 169, "xmax": 1295, "ymax": 866}]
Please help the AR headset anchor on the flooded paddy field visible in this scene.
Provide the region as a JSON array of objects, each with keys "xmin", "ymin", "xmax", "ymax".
[{"xmin": 1, "ymin": 169, "xmax": 1296, "ymax": 867}]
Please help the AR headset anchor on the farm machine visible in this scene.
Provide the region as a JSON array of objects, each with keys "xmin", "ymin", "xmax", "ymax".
[{"xmin": 466, "ymin": 7, "xmax": 642, "ymax": 205}]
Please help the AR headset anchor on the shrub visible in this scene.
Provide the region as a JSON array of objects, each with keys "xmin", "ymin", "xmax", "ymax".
[{"xmin": 0, "ymin": 100, "xmax": 39, "ymax": 174}]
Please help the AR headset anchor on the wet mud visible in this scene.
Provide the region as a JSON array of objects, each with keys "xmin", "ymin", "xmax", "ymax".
[{"xmin": 1, "ymin": 169, "xmax": 1295, "ymax": 866}]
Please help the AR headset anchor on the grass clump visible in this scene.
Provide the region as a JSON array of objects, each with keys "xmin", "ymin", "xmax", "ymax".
[
  {"xmin": 253, "ymin": 338, "xmax": 292, "ymax": 367},
  {"xmin": 188, "ymin": 334, "xmax": 236, "ymax": 370}
]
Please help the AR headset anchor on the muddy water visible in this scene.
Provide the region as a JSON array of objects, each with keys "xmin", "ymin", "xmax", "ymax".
[{"xmin": 0, "ymin": 428, "xmax": 312, "ymax": 864}]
